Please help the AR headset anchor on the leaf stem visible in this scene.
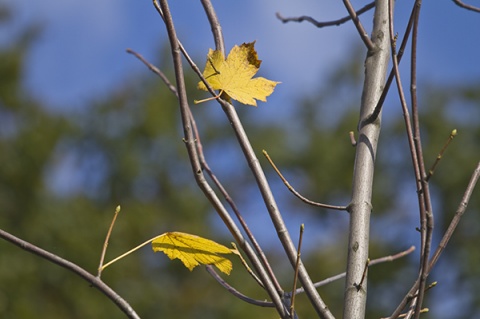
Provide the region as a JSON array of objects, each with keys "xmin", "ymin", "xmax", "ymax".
[{"xmin": 101, "ymin": 235, "xmax": 161, "ymax": 271}]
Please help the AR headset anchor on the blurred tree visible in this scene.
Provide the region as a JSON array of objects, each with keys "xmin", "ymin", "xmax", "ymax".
[{"xmin": 1, "ymin": 4, "xmax": 479, "ymax": 319}]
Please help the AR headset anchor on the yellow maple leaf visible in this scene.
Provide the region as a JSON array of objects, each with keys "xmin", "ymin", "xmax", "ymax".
[
  {"xmin": 152, "ymin": 232, "xmax": 233, "ymax": 275},
  {"xmin": 197, "ymin": 42, "xmax": 280, "ymax": 106}
]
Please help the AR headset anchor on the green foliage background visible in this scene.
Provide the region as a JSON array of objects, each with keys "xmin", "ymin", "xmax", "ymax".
[{"xmin": 1, "ymin": 6, "xmax": 479, "ymax": 319}]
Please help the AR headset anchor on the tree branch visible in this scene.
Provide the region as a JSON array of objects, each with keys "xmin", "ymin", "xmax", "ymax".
[
  {"xmin": 263, "ymin": 150, "xmax": 348, "ymax": 211},
  {"xmin": 199, "ymin": 1, "xmax": 335, "ymax": 317},
  {"xmin": 205, "ymin": 265, "xmax": 275, "ymax": 307},
  {"xmin": 407, "ymin": 3, "xmax": 435, "ymax": 317},
  {"xmin": 0, "ymin": 229, "xmax": 140, "ymax": 319},
  {"xmin": 453, "ymin": 0, "xmax": 480, "ymax": 12},
  {"xmin": 342, "ymin": 0, "xmax": 375, "ymax": 51},
  {"xmin": 207, "ymin": 246, "xmax": 415, "ymax": 308},
  {"xmin": 343, "ymin": 0, "xmax": 390, "ymax": 318},
  {"xmin": 126, "ymin": 48, "xmax": 178, "ymax": 96},
  {"xmin": 388, "ymin": 161, "xmax": 480, "ymax": 318},
  {"xmin": 429, "ymin": 161, "xmax": 480, "ymax": 268},
  {"xmin": 362, "ymin": 1, "xmax": 417, "ymax": 127},
  {"xmin": 276, "ymin": 2, "xmax": 375, "ymax": 28},
  {"xmin": 215, "ymin": 95, "xmax": 334, "ymax": 318},
  {"xmin": 190, "ymin": 108, "xmax": 283, "ymax": 294}
]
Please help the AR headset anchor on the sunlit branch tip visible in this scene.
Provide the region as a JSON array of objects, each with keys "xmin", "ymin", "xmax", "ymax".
[
  {"xmin": 425, "ymin": 129, "xmax": 457, "ymax": 181},
  {"xmin": 349, "ymin": 131, "xmax": 357, "ymax": 146},
  {"xmin": 97, "ymin": 205, "xmax": 121, "ymax": 277}
]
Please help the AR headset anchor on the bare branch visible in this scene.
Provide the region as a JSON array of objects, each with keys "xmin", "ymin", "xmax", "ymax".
[
  {"xmin": 207, "ymin": 246, "xmax": 415, "ymax": 310},
  {"xmin": 190, "ymin": 114, "xmax": 283, "ymax": 293},
  {"xmin": 205, "ymin": 265, "xmax": 275, "ymax": 308},
  {"xmin": 407, "ymin": 3, "xmax": 435, "ymax": 317},
  {"xmin": 0, "ymin": 229, "xmax": 140, "ymax": 319},
  {"xmin": 343, "ymin": 0, "xmax": 390, "ymax": 317},
  {"xmin": 276, "ymin": 0, "xmax": 374, "ymax": 50},
  {"xmin": 152, "ymin": 0, "xmax": 215, "ymax": 98},
  {"xmin": 289, "ymin": 224, "xmax": 304, "ymax": 319},
  {"xmin": 388, "ymin": 161, "xmax": 480, "ymax": 318},
  {"xmin": 453, "ymin": 0, "xmax": 480, "ymax": 12},
  {"xmin": 276, "ymin": 2, "xmax": 375, "ymax": 28},
  {"xmin": 342, "ymin": 0, "xmax": 375, "ymax": 51},
  {"xmin": 215, "ymin": 95, "xmax": 334, "ymax": 318},
  {"xmin": 362, "ymin": 1, "xmax": 418, "ymax": 127},
  {"xmin": 97, "ymin": 205, "xmax": 121, "ymax": 277},
  {"xmin": 353, "ymin": 259, "xmax": 370, "ymax": 291},
  {"xmin": 200, "ymin": 0, "xmax": 225, "ymax": 53},
  {"xmin": 425, "ymin": 129, "xmax": 457, "ymax": 181},
  {"xmin": 429, "ymin": 161, "xmax": 480, "ymax": 269},
  {"xmin": 349, "ymin": 131, "xmax": 357, "ymax": 146},
  {"xmin": 126, "ymin": 48, "xmax": 178, "ymax": 96},
  {"xmin": 263, "ymin": 150, "xmax": 348, "ymax": 211},
  {"xmin": 300, "ymin": 246, "xmax": 415, "ymax": 292}
]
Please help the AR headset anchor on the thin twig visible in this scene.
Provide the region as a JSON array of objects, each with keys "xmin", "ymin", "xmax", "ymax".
[
  {"xmin": 97, "ymin": 205, "xmax": 121, "ymax": 277},
  {"xmin": 290, "ymin": 224, "xmax": 304, "ymax": 319},
  {"xmin": 0, "ymin": 229, "xmax": 140, "ymax": 319},
  {"xmin": 453, "ymin": 0, "xmax": 480, "ymax": 12},
  {"xmin": 297, "ymin": 246, "xmax": 415, "ymax": 293},
  {"xmin": 389, "ymin": 161, "xmax": 480, "ymax": 318},
  {"xmin": 216, "ymin": 69, "xmax": 334, "ymax": 319},
  {"xmin": 384, "ymin": 2, "xmax": 431, "ymax": 317},
  {"xmin": 205, "ymin": 265, "xmax": 275, "ymax": 307},
  {"xmin": 343, "ymin": 0, "xmax": 375, "ymax": 51},
  {"xmin": 428, "ymin": 161, "xmax": 480, "ymax": 269},
  {"xmin": 152, "ymin": 0, "xmax": 215, "ymax": 99},
  {"xmin": 126, "ymin": 48, "xmax": 178, "ymax": 96},
  {"xmin": 425, "ymin": 129, "xmax": 457, "ymax": 181},
  {"xmin": 193, "ymin": 118, "xmax": 283, "ymax": 293},
  {"xmin": 200, "ymin": 0, "xmax": 225, "ymax": 53},
  {"xmin": 263, "ymin": 150, "xmax": 348, "ymax": 211},
  {"xmin": 408, "ymin": 2, "xmax": 434, "ymax": 317},
  {"xmin": 386, "ymin": 1, "xmax": 433, "ymax": 316},
  {"xmin": 276, "ymin": 1, "xmax": 375, "ymax": 28},
  {"xmin": 381, "ymin": 308, "xmax": 429, "ymax": 319},
  {"xmin": 354, "ymin": 259, "xmax": 370, "ymax": 291},
  {"xmin": 207, "ymin": 245, "xmax": 415, "ymax": 308},
  {"xmin": 349, "ymin": 131, "xmax": 357, "ymax": 146}
]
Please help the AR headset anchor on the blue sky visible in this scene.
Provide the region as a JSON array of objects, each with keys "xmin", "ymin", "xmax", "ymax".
[{"xmin": 5, "ymin": 0, "xmax": 480, "ymax": 113}]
